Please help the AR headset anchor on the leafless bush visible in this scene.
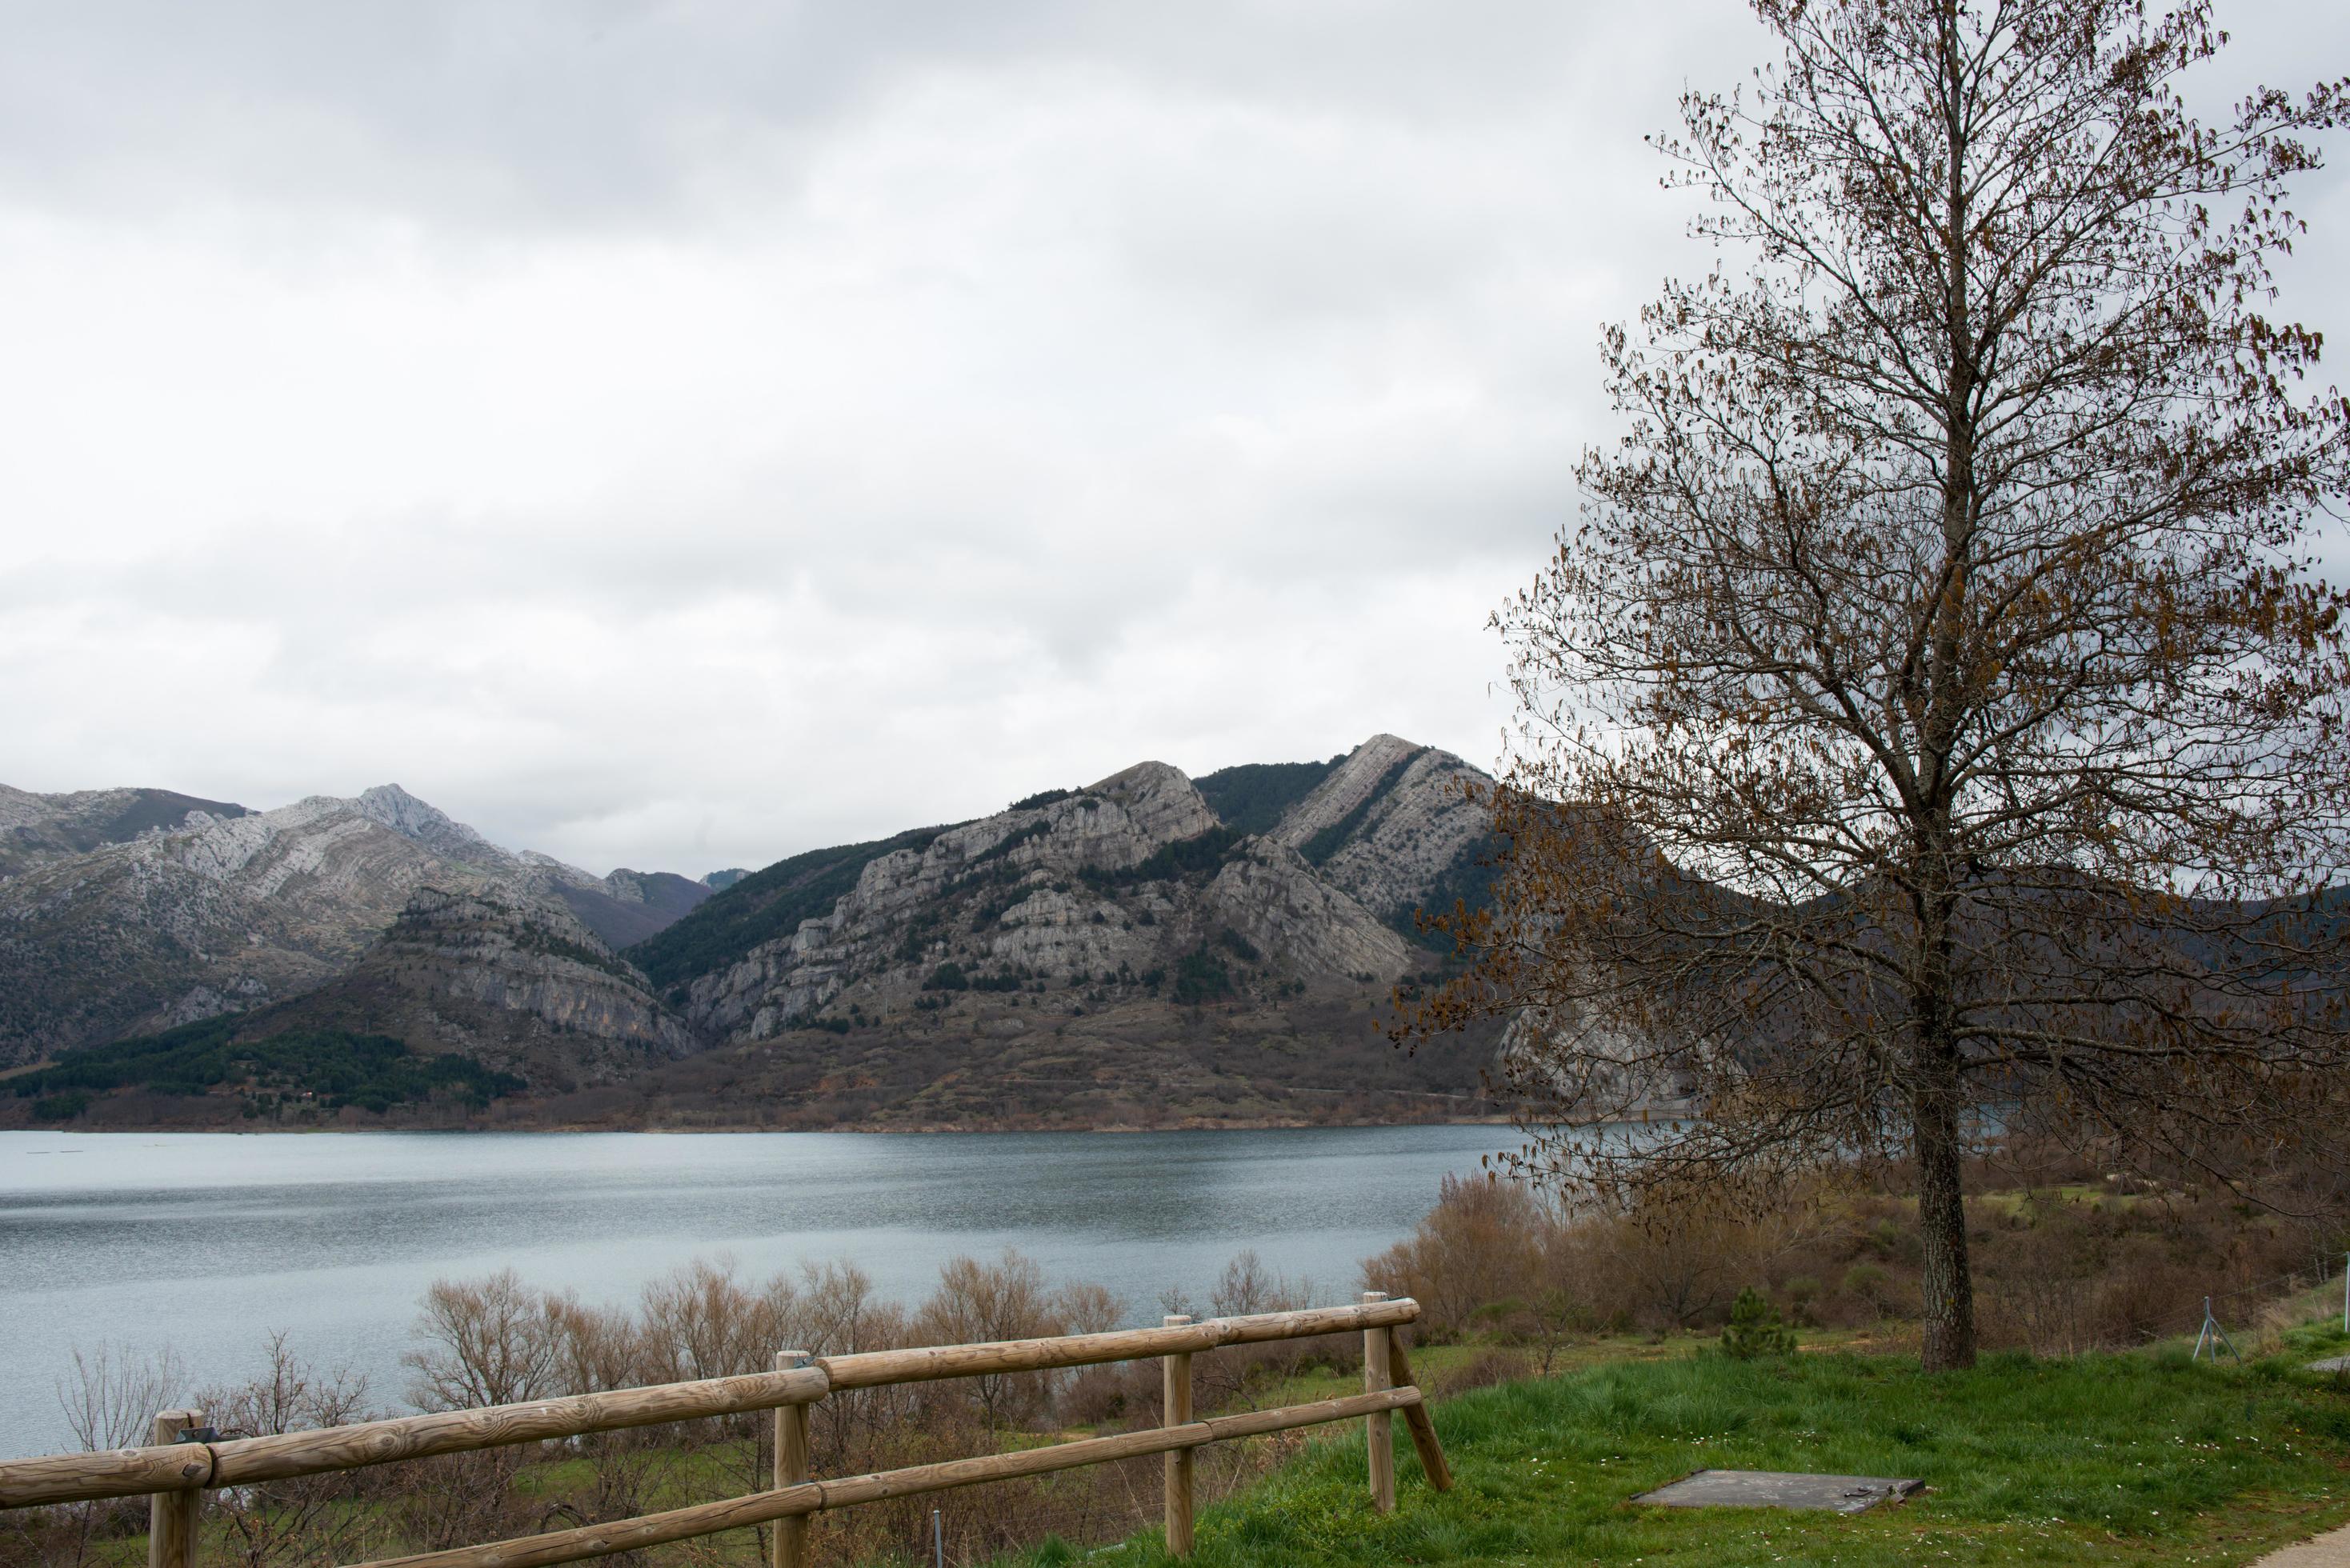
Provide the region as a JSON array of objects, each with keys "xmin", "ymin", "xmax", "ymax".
[
  {"xmin": 786, "ymin": 1259, "xmax": 918, "ymax": 1471},
  {"xmin": 912, "ymin": 1250, "xmax": 1067, "ymax": 1430},
  {"xmin": 1978, "ymin": 1207, "xmax": 2100, "ymax": 1355},
  {"xmin": 546, "ymin": 1292, "xmax": 650, "ymax": 1394},
  {"xmin": 1362, "ymin": 1174, "xmax": 1547, "ymax": 1338},
  {"xmin": 382, "ymin": 1447, "xmax": 533, "ymax": 1554},
  {"xmin": 639, "ymin": 1256, "xmax": 791, "ymax": 1383},
  {"xmin": 57, "ymin": 1341, "xmax": 189, "ymax": 1451},
  {"xmin": 404, "ymin": 1269, "xmax": 561, "ymax": 1410},
  {"xmin": 40, "ymin": 1342, "xmax": 190, "ymax": 1564},
  {"xmin": 1195, "ymin": 1249, "xmax": 1325, "ymax": 1406},
  {"xmin": 1583, "ymin": 1201, "xmax": 1763, "ymax": 1332},
  {"xmin": 199, "ymin": 1334, "xmax": 378, "ymax": 1568},
  {"xmin": 1054, "ymin": 1280, "xmax": 1126, "ymax": 1336}
]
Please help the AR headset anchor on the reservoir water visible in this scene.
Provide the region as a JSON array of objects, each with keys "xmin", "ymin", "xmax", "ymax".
[{"xmin": 0, "ymin": 1124, "xmax": 1511, "ymax": 1461}]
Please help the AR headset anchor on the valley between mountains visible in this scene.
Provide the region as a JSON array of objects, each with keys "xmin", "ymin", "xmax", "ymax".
[{"xmin": 0, "ymin": 737, "xmax": 1518, "ymax": 1131}]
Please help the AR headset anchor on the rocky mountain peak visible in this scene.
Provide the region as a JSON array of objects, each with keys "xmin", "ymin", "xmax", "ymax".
[
  {"xmin": 518, "ymin": 849, "xmax": 607, "ymax": 890},
  {"xmin": 0, "ymin": 779, "xmax": 711, "ymax": 1066},
  {"xmin": 6, "ymin": 734, "xmax": 1501, "ymax": 1126},
  {"xmin": 1273, "ymin": 735, "xmax": 1426, "ymax": 851},
  {"xmin": 1273, "ymin": 737, "xmax": 1490, "ymax": 921},
  {"xmin": 352, "ymin": 784, "xmax": 502, "ymax": 864},
  {"xmin": 673, "ymin": 744, "xmax": 1442, "ymax": 1045}
]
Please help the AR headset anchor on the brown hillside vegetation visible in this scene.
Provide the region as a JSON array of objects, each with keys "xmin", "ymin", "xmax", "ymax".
[{"xmin": 534, "ymin": 985, "xmax": 1511, "ymax": 1130}]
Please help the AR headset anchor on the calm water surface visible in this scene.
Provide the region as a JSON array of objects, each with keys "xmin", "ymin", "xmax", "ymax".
[{"xmin": 0, "ymin": 1125, "xmax": 1513, "ymax": 1459}]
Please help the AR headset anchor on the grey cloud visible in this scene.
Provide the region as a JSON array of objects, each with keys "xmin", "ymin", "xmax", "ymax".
[
  {"xmin": 2, "ymin": 0, "xmax": 2344, "ymax": 876},
  {"xmin": 0, "ymin": 1, "xmax": 1095, "ymax": 229}
]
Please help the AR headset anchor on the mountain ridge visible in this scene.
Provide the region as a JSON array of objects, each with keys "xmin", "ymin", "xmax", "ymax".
[
  {"xmin": 2, "ymin": 735, "xmax": 1511, "ymax": 1129},
  {"xmin": 0, "ymin": 782, "xmax": 711, "ymax": 1065}
]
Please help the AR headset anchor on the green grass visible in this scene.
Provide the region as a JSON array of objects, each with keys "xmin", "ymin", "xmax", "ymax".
[{"xmin": 998, "ymin": 1348, "xmax": 2350, "ymax": 1567}]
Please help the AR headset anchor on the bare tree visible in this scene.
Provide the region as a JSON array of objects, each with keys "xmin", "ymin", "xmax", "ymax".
[
  {"xmin": 791, "ymin": 1259, "xmax": 915, "ymax": 1470},
  {"xmin": 403, "ymin": 1270, "xmax": 559, "ymax": 1410},
  {"xmin": 911, "ymin": 1250, "xmax": 1065, "ymax": 1429},
  {"xmin": 56, "ymin": 1342, "xmax": 187, "ymax": 1453},
  {"xmin": 200, "ymin": 1334, "xmax": 375, "ymax": 1568},
  {"xmin": 1408, "ymin": 0, "xmax": 2350, "ymax": 1368},
  {"xmin": 48, "ymin": 1343, "xmax": 188, "ymax": 1567}
]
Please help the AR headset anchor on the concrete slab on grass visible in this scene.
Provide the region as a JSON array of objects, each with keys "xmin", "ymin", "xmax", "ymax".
[
  {"xmin": 1632, "ymin": 1470, "xmax": 1925, "ymax": 1514},
  {"xmin": 2307, "ymin": 1355, "xmax": 2350, "ymax": 1373}
]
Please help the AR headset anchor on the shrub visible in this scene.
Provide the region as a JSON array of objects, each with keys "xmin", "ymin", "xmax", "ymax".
[
  {"xmin": 1720, "ymin": 1287, "xmax": 1797, "ymax": 1358},
  {"xmin": 1361, "ymin": 1174, "xmax": 1549, "ymax": 1339},
  {"xmin": 1172, "ymin": 946, "xmax": 1233, "ymax": 1004},
  {"xmin": 1080, "ymin": 827, "xmax": 1241, "ymax": 890}
]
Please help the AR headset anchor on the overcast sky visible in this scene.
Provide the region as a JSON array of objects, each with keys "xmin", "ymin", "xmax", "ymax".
[{"xmin": 4, "ymin": 1, "xmax": 2345, "ymax": 878}]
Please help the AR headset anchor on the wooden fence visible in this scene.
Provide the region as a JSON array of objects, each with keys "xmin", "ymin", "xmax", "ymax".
[{"xmin": 0, "ymin": 1291, "xmax": 1450, "ymax": 1568}]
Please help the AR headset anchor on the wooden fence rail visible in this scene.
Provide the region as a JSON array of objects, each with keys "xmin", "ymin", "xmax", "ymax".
[{"xmin": 0, "ymin": 1293, "xmax": 1449, "ymax": 1568}]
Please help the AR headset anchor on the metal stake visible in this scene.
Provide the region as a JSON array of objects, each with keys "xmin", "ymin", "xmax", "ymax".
[
  {"xmin": 933, "ymin": 1506, "xmax": 943, "ymax": 1568},
  {"xmin": 2192, "ymin": 1296, "xmax": 2241, "ymax": 1363}
]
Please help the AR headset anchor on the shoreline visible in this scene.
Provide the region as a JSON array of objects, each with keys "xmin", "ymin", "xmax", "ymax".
[{"xmin": 0, "ymin": 1110, "xmax": 1535, "ymax": 1138}]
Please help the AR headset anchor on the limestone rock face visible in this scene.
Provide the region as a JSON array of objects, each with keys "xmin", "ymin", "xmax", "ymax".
[
  {"xmin": 683, "ymin": 756, "xmax": 1418, "ymax": 1047},
  {"xmin": 685, "ymin": 762, "xmax": 1219, "ymax": 1038},
  {"xmin": 252, "ymin": 887, "xmax": 695, "ymax": 1085},
  {"xmin": 1204, "ymin": 838, "xmax": 1415, "ymax": 980},
  {"xmin": 0, "ymin": 797, "xmax": 510, "ymax": 1065},
  {"xmin": 0, "ymin": 783, "xmax": 251, "ymax": 880},
  {"xmin": 1273, "ymin": 736, "xmax": 1491, "ymax": 921},
  {"xmin": 5, "ymin": 733, "xmax": 1503, "ymax": 1129},
  {"xmin": 353, "ymin": 784, "xmax": 503, "ymax": 866},
  {"xmin": 0, "ymin": 783, "xmax": 707, "ymax": 1067}
]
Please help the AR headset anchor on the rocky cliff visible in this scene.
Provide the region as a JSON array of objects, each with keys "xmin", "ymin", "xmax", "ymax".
[
  {"xmin": 0, "ymin": 796, "xmax": 501, "ymax": 1064},
  {"xmin": 0, "ymin": 783, "xmax": 250, "ymax": 880},
  {"xmin": 678, "ymin": 758, "xmax": 1423, "ymax": 1042},
  {"xmin": 6, "ymin": 734, "xmax": 1509, "ymax": 1128},
  {"xmin": 246, "ymin": 887, "xmax": 695, "ymax": 1087},
  {"xmin": 600, "ymin": 736, "xmax": 1504, "ymax": 1127},
  {"xmin": 1272, "ymin": 734, "xmax": 1495, "ymax": 922},
  {"xmin": 0, "ymin": 783, "xmax": 706, "ymax": 1067}
]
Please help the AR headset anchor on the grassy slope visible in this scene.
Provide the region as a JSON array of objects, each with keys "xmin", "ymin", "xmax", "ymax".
[{"xmin": 1005, "ymin": 1348, "xmax": 2350, "ymax": 1567}]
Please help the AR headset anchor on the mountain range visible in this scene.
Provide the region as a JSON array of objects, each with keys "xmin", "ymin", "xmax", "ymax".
[{"xmin": 0, "ymin": 735, "xmax": 1511, "ymax": 1130}]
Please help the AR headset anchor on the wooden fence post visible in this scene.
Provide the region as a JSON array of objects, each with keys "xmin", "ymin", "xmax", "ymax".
[
  {"xmin": 1360, "ymin": 1293, "xmax": 1394, "ymax": 1514},
  {"xmin": 1161, "ymin": 1315, "xmax": 1194, "ymax": 1557},
  {"xmin": 1385, "ymin": 1336, "xmax": 1453, "ymax": 1491},
  {"xmin": 149, "ymin": 1408, "xmax": 202, "ymax": 1568},
  {"xmin": 773, "ymin": 1352, "xmax": 812, "ymax": 1568}
]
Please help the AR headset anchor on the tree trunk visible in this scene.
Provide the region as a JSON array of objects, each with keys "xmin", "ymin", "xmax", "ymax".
[{"xmin": 1912, "ymin": 1050, "xmax": 1977, "ymax": 1370}]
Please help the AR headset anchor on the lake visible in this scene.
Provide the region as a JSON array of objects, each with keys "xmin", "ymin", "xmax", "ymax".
[{"xmin": 0, "ymin": 1124, "xmax": 1515, "ymax": 1461}]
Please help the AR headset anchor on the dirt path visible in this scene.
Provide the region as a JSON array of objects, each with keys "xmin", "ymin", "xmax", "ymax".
[{"xmin": 2256, "ymin": 1525, "xmax": 2350, "ymax": 1566}]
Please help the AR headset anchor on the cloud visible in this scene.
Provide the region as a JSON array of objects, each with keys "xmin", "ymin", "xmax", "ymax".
[{"xmin": 1, "ymin": 0, "xmax": 2344, "ymax": 877}]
